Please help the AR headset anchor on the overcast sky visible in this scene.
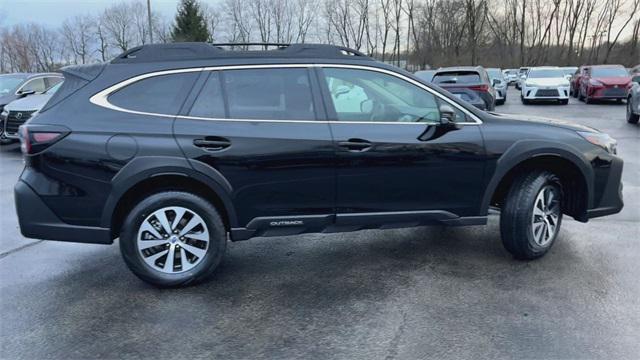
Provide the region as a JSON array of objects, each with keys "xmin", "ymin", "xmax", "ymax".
[
  {"xmin": 0, "ymin": 0, "xmax": 185, "ymax": 27},
  {"xmin": 0, "ymin": 0, "xmax": 634, "ymax": 39}
]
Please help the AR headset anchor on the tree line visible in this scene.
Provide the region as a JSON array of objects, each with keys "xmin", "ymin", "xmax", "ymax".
[{"xmin": 1, "ymin": 0, "xmax": 638, "ymax": 74}]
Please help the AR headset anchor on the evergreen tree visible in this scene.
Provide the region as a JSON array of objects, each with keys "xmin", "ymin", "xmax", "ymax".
[{"xmin": 171, "ymin": 0, "xmax": 210, "ymax": 42}]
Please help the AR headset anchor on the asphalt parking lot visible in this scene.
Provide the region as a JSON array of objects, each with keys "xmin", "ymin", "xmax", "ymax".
[{"xmin": 1, "ymin": 87, "xmax": 639, "ymax": 359}]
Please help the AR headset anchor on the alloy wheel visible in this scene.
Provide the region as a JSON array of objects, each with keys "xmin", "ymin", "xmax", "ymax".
[
  {"xmin": 136, "ymin": 206, "xmax": 210, "ymax": 274},
  {"xmin": 531, "ymin": 185, "xmax": 561, "ymax": 247}
]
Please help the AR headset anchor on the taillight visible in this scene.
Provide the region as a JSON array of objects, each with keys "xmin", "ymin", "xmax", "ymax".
[
  {"xmin": 19, "ymin": 125, "xmax": 67, "ymax": 155},
  {"xmin": 468, "ymin": 84, "xmax": 489, "ymax": 92}
]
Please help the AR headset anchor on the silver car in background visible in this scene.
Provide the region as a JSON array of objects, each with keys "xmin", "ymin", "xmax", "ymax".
[
  {"xmin": 1, "ymin": 81, "xmax": 63, "ymax": 140},
  {"xmin": 627, "ymin": 74, "xmax": 640, "ymax": 124},
  {"xmin": 487, "ymin": 68, "xmax": 507, "ymax": 105}
]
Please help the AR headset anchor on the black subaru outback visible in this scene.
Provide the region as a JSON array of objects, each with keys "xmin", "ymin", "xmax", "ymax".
[{"xmin": 15, "ymin": 43, "xmax": 623, "ymax": 287}]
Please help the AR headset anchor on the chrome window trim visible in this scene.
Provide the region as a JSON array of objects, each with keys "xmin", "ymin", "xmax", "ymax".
[
  {"xmin": 89, "ymin": 63, "xmax": 483, "ymax": 125},
  {"xmin": 15, "ymin": 75, "xmax": 64, "ymax": 95}
]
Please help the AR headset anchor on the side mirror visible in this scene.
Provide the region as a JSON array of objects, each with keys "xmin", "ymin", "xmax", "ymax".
[
  {"xmin": 439, "ymin": 104, "xmax": 456, "ymax": 126},
  {"xmin": 18, "ymin": 90, "xmax": 36, "ymax": 97},
  {"xmin": 492, "ymin": 79, "xmax": 499, "ymax": 86},
  {"xmin": 632, "ymin": 75, "xmax": 640, "ymax": 84}
]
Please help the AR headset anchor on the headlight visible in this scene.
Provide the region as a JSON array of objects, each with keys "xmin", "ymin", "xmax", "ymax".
[
  {"xmin": 577, "ymin": 131, "xmax": 617, "ymax": 154},
  {"xmin": 525, "ymin": 82, "xmax": 534, "ymax": 87},
  {"xmin": 0, "ymin": 108, "xmax": 7, "ymax": 120}
]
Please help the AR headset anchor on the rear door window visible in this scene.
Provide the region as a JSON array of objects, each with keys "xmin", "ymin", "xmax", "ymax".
[
  {"xmin": 108, "ymin": 72, "xmax": 199, "ymax": 115},
  {"xmin": 222, "ymin": 68, "xmax": 315, "ymax": 120},
  {"xmin": 189, "ymin": 71, "xmax": 226, "ymax": 118}
]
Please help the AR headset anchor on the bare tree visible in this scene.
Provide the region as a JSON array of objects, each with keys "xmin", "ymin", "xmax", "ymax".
[{"xmin": 61, "ymin": 15, "xmax": 94, "ymax": 64}]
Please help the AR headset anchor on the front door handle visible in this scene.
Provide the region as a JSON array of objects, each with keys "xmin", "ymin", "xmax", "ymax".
[
  {"xmin": 338, "ymin": 138, "xmax": 372, "ymax": 151},
  {"xmin": 193, "ymin": 137, "xmax": 231, "ymax": 151}
]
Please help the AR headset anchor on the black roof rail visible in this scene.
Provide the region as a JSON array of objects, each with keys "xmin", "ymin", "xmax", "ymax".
[{"xmin": 111, "ymin": 42, "xmax": 372, "ymax": 64}]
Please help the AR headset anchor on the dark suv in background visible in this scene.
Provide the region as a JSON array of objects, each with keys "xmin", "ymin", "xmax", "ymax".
[
  {"xmin": 432, "ymin": 66, "xmax": 496, "ymax": 110},
  {"xmin": 15, "ymin": 43, "xmax": 623, "ymax": 287}
]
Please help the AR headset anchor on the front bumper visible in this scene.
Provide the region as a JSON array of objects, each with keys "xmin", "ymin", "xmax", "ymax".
[
  {"xmin": 495, "ymin": 88, "xmax": 507, "ymax": 100},
  {"xmin": 586, "ymin": 155, "xmax": 624, "ymax": 219},
  {"xmin": 522, "ymin": 85, "xmax": 570, "ymax": 100},
  {"xmin": 587, "ymin": 86, "xmax": 627, "ymax": 99},
  {"xmin": 15, "ymin": 180, "xmax": 112, "ymax": 244}
]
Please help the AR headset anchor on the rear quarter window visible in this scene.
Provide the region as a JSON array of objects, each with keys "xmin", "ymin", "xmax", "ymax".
[{"xmin": 108, "ymin": 72, "xmax": 198, "ymax": 115}]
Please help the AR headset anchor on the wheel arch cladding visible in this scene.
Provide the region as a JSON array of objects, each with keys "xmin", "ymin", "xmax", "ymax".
[
  {"xmin": 101, "ymin": 156, "xmax": 237, "ymax": 239},
  {"xmin": 483, "ymin": 140, "xmax": 593, "ymax": 222}
]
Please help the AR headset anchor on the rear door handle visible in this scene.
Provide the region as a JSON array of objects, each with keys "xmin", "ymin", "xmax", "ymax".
[
  {"xmin": 193, "ymin": 137, "xmax": 231, "ymax": 151},
  {"xmin": 338, "ymin": 138, "xmax": 372, "ymax": 151}
]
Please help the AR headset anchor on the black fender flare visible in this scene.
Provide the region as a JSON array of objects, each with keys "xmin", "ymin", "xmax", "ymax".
[
  {"xmin": 100, "ymin": 156, "xmax": 237, "ymax": 229},
  {"xmin": 480, "ymin": 139, "xmax": 594, "ymax": 215}
]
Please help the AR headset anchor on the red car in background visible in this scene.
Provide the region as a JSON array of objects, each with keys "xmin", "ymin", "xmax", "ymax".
[
  {"xmin": 578, "ymin": 65, "xmax": 631, "ymax": 104},
  {"xmin": 570, "ymin": 66, "xmax": 588, "ymax": 98}
]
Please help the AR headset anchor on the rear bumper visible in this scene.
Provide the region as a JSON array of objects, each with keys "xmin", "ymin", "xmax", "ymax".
[
  {"xmin": 15, "ymin": 180, "xmax": 112, "ymax": 244},
  {"xmin": 586, "ymin": 156, "xmax": 624, "ymax": 219}
]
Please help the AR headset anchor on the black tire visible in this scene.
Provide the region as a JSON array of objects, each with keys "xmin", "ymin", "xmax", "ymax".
[
  {"xmin": 496, "ymin": 99, "xmax": 505, "ymax": 106},
  {"xmin": 559, "ymin": 99, "xmax": 569, "ymax": 105},
  {"xmin": 120, "ymin": 191, "xmax": 227, "ymax": 287},
  {"xmin": 521, "ymin": 96, "xmax": 529, "ymax": 105},
  {"xmin": 628, "ymin": 98, "xmax": 640, "ymax": 124},
  {"xmin": 500, "ymin": 171, "xmax": 563, "ymax": 260}
]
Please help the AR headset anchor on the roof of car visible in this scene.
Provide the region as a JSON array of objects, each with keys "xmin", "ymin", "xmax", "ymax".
[
  {"xmin": 436, "ymin": 66, "xmax": 485, "ymax": 72},
  {"xmin": 586, "ymin": 64, "xmax": 625, "ymax": 68},
  {"xmin": 111, "ymin": 42, "xmax": 375, "ymax": 64},
  {"xmin": 0, "ymin": 72, "xmax": 61, "ymax": 78}
]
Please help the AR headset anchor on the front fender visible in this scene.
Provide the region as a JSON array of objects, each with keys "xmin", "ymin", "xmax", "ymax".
[
  {"xmin": 100, "ymin": 156, "xmax": 237, "ymax": 228},
  {"xmin": 480, "ymin": 139, "xmax": 594, "ymax": 215}
]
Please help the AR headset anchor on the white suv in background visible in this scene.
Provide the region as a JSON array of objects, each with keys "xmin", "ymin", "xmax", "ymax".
[{"xmin": 521, "ymin": 67, "xmax": 570, "ymax": 105}]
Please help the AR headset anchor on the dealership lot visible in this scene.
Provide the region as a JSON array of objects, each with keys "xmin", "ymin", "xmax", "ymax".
[{"xmin": 1, "ymin": 87, "xmax": 639, "ymax": 359}]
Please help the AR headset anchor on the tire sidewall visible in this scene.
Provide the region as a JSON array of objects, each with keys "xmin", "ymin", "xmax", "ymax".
[
  {"xmin": 119, "ymin": 192, "xmax": 226, "ymax": 287},
  {"xmin": 523, "ymin": 175, "xmax": 563, "ymax": 256}
]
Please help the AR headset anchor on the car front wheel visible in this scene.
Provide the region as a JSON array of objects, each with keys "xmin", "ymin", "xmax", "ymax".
[
  {"xmin": 500, "ymin": 171, "xmax": 563, "ymax": 260},
  {"xmin": 119, "ymin": 191, "xmax": 227, "ymax": 287}
]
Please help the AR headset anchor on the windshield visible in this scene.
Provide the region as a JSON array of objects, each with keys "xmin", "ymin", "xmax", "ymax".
[
  {"xmin": 527, "ymin": 69, "xmax": 565, "ymax": 78},
  {"xmin": 433, "ymin": 71, "xmax": 481, "ymax": 84},
  {"xmin": 0, "ymin": 75, "xmax": 27, "ymax": 95},
  {"xmin": 591, "ymin": 68, "xmax": 628, "ymax": 77},
  {"xmin": 45, "ymin": 81, "xmax": 64, "ymax": 94}
]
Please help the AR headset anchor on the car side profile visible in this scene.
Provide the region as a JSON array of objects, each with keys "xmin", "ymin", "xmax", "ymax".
[
  {"xmin": 15, "ymin": 43, "xmax": 624, "ymax": 287},
  {"xmin": 627, "ymin": 75, "xmax": 640, "ymax": 124}
]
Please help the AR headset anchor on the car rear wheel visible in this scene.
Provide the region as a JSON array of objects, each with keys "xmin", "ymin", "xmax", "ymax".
[
  {"xmin": 500, "ymin": 171, "xmax": 563, "ymax": 260},
  {"xmin": 628, "ymin": 98, "xmax": 639, "ymax": 124},
  {"xmin": 119, "ymin": 191, "xmax": 227, "ymax": 287}
]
